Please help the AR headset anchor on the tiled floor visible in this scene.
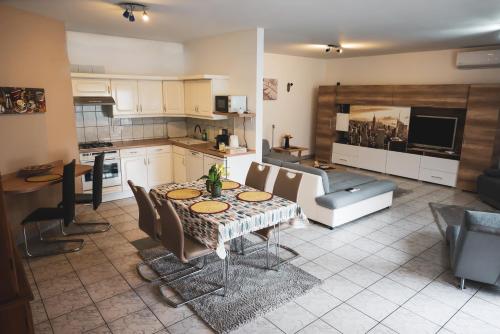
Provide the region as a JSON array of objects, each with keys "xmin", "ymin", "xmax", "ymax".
[{"xmin": 24, "ymin": 172, "xmax": 500, "ymax": 334}]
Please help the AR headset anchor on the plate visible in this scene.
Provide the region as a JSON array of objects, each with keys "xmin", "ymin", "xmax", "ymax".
[
  {"xmin": 166, "ymin": 188, "xmax": 202, "ymax": 200},
  {"xmin": 190, "ymin": 200, "xmax": 230, "ymax": 214},
  {"xmin": 221, "ymin": 181, "xmax": 240, "ymax": 190},
  {"xmin": 25, "ymin": 174, "xmax": 62, "ymax": 182},
  {"xmin": 18, "ymin": 163, "xmax": 54, "ymax": 177},
  {"xmin": 236, "ymin": 191, "xmax": 273, "ymax": 202}
]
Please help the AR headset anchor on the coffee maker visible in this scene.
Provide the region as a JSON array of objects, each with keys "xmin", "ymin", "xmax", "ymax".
[{"xmin": 215, "ymin": 129, "xmax": 229, "ymax": 149}]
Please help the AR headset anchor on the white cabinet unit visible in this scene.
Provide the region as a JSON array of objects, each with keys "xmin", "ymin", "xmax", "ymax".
[
  {"xmin": 121, "ymin": 148, "xmax": 148, "ymax": 189},
  {"xmin": 332, "ymin": 143, "xmax": 359, "ymax": 167},
  {"xmin": 203, "ymin": 154, "xmax": 226, "ymax": 176},
  {"xmin": 418, "ymin": 156, "xmax": 459, "ymax": 187},
  {"xmin": 111, "ymin": 80, "xmax": 139, "ymax": 116},
  {"xmin": 163, "ymin": 80, "xmax": 185, "ymax": 115},
  {"xmin": 72, "ymin": 78, "xmax": 111, "ymax": 97},
  {"xmin": 121, "ymin": 146, "xmax": 173, "ymax": 190},
  {"xmin": 146, "ymin": 146, "xmax": 173, "ymax": 187},
  {"xmin": 356, "ymin": 146, "xmax": 388, "ymax": 173},
  {"xmin": 186, "ymin": 150, "xmax": 204, "ymax": 182},
  {"xmin": 202, "ymin": 153, "xmax": 255, "ymax": 184},
  {"xmin": 138, "ymin": 80, "xmax": 163, "ymax": 115},
  {"xmin": 184, "ymin": 79, "xmax": 228, "ymax": 118},
  {"xmin": 173, "ymin": 155, "xmax": 187, "ymax": 183},
  {"xmin": 386, "ymin": 151, "xmax": 422, "ymax": 179}
]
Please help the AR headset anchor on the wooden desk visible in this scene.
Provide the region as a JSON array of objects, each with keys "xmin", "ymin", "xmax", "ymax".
[
  {"xmin": 2, "ymin": 161, "xmax": 91, "ymax": 195},
  {"xmin": 272, "ymin": 146, "xmax": 308, "ymax": 160}
]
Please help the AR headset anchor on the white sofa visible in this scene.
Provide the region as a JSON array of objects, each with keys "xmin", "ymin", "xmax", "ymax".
[{"xmin": 262, "ymin": 159, "xmax": 396, "ymax": 229}]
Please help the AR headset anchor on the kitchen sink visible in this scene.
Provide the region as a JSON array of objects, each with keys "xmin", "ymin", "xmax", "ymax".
[{"xmin": 169, "ymin": 137, "xmax": 206, "ymax": 145}]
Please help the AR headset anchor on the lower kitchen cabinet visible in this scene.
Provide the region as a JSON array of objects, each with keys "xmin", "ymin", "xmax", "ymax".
[
  {"xmin": 147, "ymin": 146, "xmax": 173, "ymax": 187},
  {"xmin": 186, "ymin": 150, "xmax": 204, "ymax": 182},
  {"xmin": 173, "ymin": 147, "xmax": 187, "ymax": 183},
  {"xmin": 121, "ymin": 154, "xmax": 148, "ymax": 189}
]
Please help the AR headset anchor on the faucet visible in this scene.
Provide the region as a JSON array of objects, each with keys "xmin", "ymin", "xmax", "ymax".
[{"xmin": 194, "ymin": 124, "xmax": 202, "ymax": 139}]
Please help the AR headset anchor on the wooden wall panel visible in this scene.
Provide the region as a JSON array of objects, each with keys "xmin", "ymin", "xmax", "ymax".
[
  {"xmin": 336, "ymin": 85, "xmax": 393, "ymax": 105},
  {"xmin": 393, "ymin": 85, "xmax": 469, "ymax": 108},
  {"xmin": 457, "ymin": 85, "xmax": 500, "ymax": 191},
  {"xmin": 315, "ymin": 86, "xmax": 337, "ymax": 162}
]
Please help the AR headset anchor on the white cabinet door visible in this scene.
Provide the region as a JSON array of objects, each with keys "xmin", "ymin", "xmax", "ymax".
[
  {"xmin": 196, "ymin": 80, "xmax": 213, "ymax": 116},
  {"xmin": 147, "ymin": 153, "xmax": 173, "ymax": 187},
  {"xmin": 386, "ymin": 151, "xmax": 421, "ymax": 179},
  {"xmin": 357, "ymin": 147, "xmax": 387, "ymax": 173},
  {"xmin": 173, "ymin": 153, "xmax": 187, "ymax": 183},
  {"xmin": 111, "ymin": 80, "xmax": 138, "ymax": 116},
  {"xmin": 72, "ymin": 78, "xmax": 110, "ymax": 96},
  {"xmin": 163, "ymin": 81, "xmax": 184, "ymax": 115},
  {"xmin": 184, "ymin": 81, "xmax": 197, "ymax": 116},
  {"xmin": 186, "ymin": 150, "xmax": 204, "ymax": 181},
  {"xmin": 203, "ymin": 154, "xmax": 226, "ymax": 176},
  {"xmin": 138, "ymin": 80, "xmax": 163, "ymax": 115},
  {"xmin": 121, "ymin": 156, "xmax": 148, "ymax": 189}
]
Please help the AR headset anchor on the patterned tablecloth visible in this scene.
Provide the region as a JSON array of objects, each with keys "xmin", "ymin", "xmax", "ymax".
[{"xmin": 151, "ymin": 180, "xmax": 306, "ymax": 258}]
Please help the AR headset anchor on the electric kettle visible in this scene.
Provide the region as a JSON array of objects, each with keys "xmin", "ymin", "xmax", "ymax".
[{"xmin": 229, "ymin": 135, "xmax": 239, "ymax": 148}]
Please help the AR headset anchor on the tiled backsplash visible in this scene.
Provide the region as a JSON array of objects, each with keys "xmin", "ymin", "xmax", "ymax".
[{"xmin": 75, "ymin": 105, "xmax": 235, "ymax": 143}]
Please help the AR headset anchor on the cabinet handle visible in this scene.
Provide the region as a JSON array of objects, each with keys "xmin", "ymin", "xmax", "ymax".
[
  {"xmin": 163, "ymin": 105, "xmax": 166, "ymax": 113},
  {"xmin": 144, "ymin": 158, "xmax": 147, "ymax": 165},
  {"xmin": 140, "ymin": 105, "xmax": 143, "ymax": 113},
  {"xmin": 431, "ymin": 175, "xmax": 443, "ymax": 180},
  {"xmin": 107, "ymin": 85, "xmax": 111, "ymax": 94}
]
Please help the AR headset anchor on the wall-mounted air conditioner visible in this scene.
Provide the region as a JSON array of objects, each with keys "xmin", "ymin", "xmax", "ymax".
[{"xmin": 456, "ymin": 49, "xmax": 500, "ymax": 69}]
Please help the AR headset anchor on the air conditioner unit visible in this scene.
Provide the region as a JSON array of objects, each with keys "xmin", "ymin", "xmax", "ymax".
[{"xmin": 456, "ymin": 49, "xmax": 500, "ymax": 69}]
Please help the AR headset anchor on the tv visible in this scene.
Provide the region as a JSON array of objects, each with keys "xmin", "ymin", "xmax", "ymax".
[{"xmin": 408, "ymin": 115, "xmax": 458, "ymax": 150}]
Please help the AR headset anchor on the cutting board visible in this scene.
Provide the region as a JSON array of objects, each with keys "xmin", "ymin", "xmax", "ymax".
[{"xmin": 167, "ymin": 121, "xmax": 187, "ymax": 138}]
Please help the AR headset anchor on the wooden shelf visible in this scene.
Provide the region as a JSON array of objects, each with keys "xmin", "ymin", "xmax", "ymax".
[{"xmin": 213, "ymin": 112, "xmax": 255, "ymax": 118}]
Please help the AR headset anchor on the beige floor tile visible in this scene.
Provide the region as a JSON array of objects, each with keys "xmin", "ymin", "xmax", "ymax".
[
  {"xmin": 77, "ymin": 262, "xmax": 120, "ymax": 286},
  {"xmin": 297, "ymin": 319, "xmax": 341, "ymax": 334},
  {"xmin": 110, "ymin": 253, "xmax": 142, "ymax": 274},
  {"xmin": 85, "ymin": 325, "xmax": 113, "ymax": 334},
  {"xmin": 347, "ymin": 290, "xmax": 399, "ymax": 321},
  {"xmin": 150, "ymin": 301, "xmax": 194, "ymax": 327},
  {"xmin": 265, "ymin": 301, "xmax": 317, "ymax": 334},
  {"xmin": 113, "ymin": 220, "xmax": 139, "ymax": 233},
  {"xmin": 122, "ymin": 228, "xmax": 149, "ymax": 242},
  {"xmin": 108, "ymin": 308, "xmax": 164, "ymax": 334},
  {"xmin": 231, "ymin": 317, "xmax": 283, "ymax": 334},
  {"xmin": 96, "ymin": 290, "xmax": 146, "ymax": 322},
  {"xmin": 105, "ymin": 213, "xmax": 136, "ymax": 226},
  {"xmin": 32, "ymin": 259, "xmax": 74, "ymax": 283},
  {"xmin": 295, "ymin": 287, "xmax": 342, "ymax": 317},
  {"xmin": 93, "ymin": 233, "xmax": 129, "ymax": 250},
  {"xmin": 86, "ymin": 274, "xmax": 131, "ymax": 302},
  {"xmin": 101, "ymin": 242, "xmax": 138, "ymax": 260},
  {"xmin": 43, "ymin": 286, "xmax": 93, "ymax": 319},
  {"xmin": 122, "ymin": 270, "xmax": 147, "ymax": 288},
  {"xmin": 34, "ymin": 320, "xmax": 53, "ymax": 334},
  {"xmin": 167, "ymin": 315, "xmax": 214, "ymax": 334},
  {"xmin": 67, "ymin": 250, "xmax": 109, "ymax": 271},
  {"xmin": 29, "ymin": 254, "xmax": 66, "ymax": 270},
  {"xmin": 30, "ymin": 300, "xmax": 48, "ymax": 325},
  {"xmin": 99, "ymin": 207, "xmax": 126, "ymax": 219},
  {"xmin": 322, "ymin": 303, "xmax": 377, "ymax": 334},
  {"xmin": 37, "ymin": 272, "xmax": 83, "ymax": 299},
  {"xmin": 51, "ymin": 304, "xmax": 105, "ymax": 334},
  {"xmin": 382, "ymin": 307, "xmax": 440, "ymax": 334}
]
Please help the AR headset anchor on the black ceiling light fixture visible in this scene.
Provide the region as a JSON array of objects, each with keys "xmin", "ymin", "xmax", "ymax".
[
  {"xmin": 325, "ymin": 44, "xmax": 343, "ymax": 54},
  {"xmin": 119, "ymin": 2, "xmax": 149, "ymax": 22}
]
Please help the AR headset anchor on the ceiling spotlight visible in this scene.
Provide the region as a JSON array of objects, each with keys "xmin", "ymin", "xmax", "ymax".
[
  {"xmin": 326, "ymin": 44, "xmax": 342, "ymax": 54},
  {"xmin": 119, "ymin": 2, "xmax": 148, "ymax": 23}
]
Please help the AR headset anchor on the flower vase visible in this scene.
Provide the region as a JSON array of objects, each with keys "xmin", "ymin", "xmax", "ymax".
[
  {"xmin": 284, "ymin": 137, "xmax": 290, "ymax": 149},
  {"xmin": 211, "ymin": 184, "xmax": 222, "ymax": 198}
]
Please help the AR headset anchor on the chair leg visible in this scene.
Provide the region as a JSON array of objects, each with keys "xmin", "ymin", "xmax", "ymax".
[
  {"xmin": 60, "ymin": 219, "xmax": 111, "ymax": 236},
  {"xmin": 158, "ymin": 254, "xmax": 227, "ymax": 308},
  {"xmin": 23, "ymin": 222, "xmax": 85, "ymax": 258},
  {"xmin": 459, "ymin": 278, "xmax": 466, "ymax": 290},
  {"xmin": 136, "ymin": 253, "xmax": 175, "ymax": 283},
  {"xmin": 240, "ymin": 236, "xmax": 245, "ymax": 255}
]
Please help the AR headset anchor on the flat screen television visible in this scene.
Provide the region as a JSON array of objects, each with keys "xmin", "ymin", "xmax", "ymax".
[{"xmin": 408, "ymin": 115, "xmax": 458, "ymax": 150}]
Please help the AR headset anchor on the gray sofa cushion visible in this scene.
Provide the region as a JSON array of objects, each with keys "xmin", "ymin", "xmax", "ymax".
[
  {"xmin": 266, "ymin": 152, "xmax": 301, "ymax": 163},
  {"xmin": 282, "ymin": 162, "xmax": 330, "ymax": 193},
  {"xmin": 465, "ymin": 211, "xmax": 500, "ymax": 236},
  {"xmin": 262, "ymin": 139, "xmax": 271, "ymax": 154},
  {"xmin": 315, "ymin": 180, "xmax": 396, "ymax": 209},
  {"xmin": 484, "ymin": 168, "xmax": 500, "ymax": 178},
  {"xmin": 262, "ymin": 157, "xmax": 283, "ymax": 166},
  {"xmin": 327, "ymin": 171, "xmax": 376, "ymax": 192}
]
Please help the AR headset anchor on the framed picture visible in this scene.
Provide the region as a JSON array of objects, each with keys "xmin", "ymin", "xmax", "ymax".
[
  {"xmin": 263, "ymin": 78, "xmax": 278, "ymax": 100},
  {"xmin": 0, "ymin": 87, "xmax": 46, "ymax": 115}
]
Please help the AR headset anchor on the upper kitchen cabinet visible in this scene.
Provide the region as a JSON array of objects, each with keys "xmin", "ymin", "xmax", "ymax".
[
  {"xmin": 163, "ymin": 80, "xmax": 185, "ymax": 116},
  {"xmin": 184, "ymin": 78, "xmax": 228, "ymax": 119},
  {"xmin": 138, "ymin": 80, "xmax": 163, "ymax": 115},
  {"xmin": 72, "ymin": 78, "xmax": 111, "ymax": 97},
  {"xmin": 111, "ymin": 79, "xmax": 139, "ymax": 116}
]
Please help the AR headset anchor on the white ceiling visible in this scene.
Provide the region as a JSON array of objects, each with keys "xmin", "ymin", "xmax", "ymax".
[{"xmin": 4, "ymin": 0, "xmax": 500, "ymax": 58}]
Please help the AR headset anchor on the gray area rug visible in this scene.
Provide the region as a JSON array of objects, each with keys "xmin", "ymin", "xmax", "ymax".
[
  {"xmin": 139, "ymin": 243, "xmax": 320, "ymax": 333},
  {"xmin": 394, "ymin": 187, "xmax": 413, "ymax": 198}
]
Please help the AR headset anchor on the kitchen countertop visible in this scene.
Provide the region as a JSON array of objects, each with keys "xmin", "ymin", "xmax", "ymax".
[{"xmin": 79, "ymin": 138, "xmax": 256, "ymax": 158}]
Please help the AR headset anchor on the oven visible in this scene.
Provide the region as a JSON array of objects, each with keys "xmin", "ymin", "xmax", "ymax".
[{"xmin": 79, "ymin": 150, "xmax": 122, "ymax": 192}]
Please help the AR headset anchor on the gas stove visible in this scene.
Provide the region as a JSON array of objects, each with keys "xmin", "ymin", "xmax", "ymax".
[{"xmin": 78, "ymin": 142, "xmax": 114, "ymax": 150}]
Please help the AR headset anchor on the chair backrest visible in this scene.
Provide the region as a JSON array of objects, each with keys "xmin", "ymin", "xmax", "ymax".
[
  {"xmin": 262, "ymin": 139, "xmax": 271, "ymax": 155},
  {"xmin": 245, "ymin": 162, "xmax": 271, "ymax": 191},
  {"xmin": 62, "ymin": 160, "xmax": 76, "ymax": 226},
  {"xmin": 92, "ymin": 153, "xmax": 104, "ymax": 210},
  {"xmin": 153, "ymin": 197, "xmax": 187, "ymax": 263},
  {"xmin": 128, "ymin": 180, "xmax": 158, "ymax": 240},
  {"xmin": 273, "ymin": 168, "xmax": 303, "ymax": 202}
]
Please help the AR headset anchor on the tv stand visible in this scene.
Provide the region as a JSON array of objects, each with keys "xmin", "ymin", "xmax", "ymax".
[{"xmin": 406, "ymin": 147, "xmax": 460, "ymax": 160}]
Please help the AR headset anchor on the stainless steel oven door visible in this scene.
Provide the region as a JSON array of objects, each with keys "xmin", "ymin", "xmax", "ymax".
[{"xmin": 81, "ymin": 159, "xmax": 122, "ymax": 192}]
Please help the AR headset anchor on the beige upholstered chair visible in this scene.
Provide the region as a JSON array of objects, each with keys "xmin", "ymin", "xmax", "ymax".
[
  {"xmin": 245, "ymin": 161, "xmax": 271, "ymax": 191},
  {"xmin": 152, "ymin": 196, "xmax": 229, "ymax": 307}
]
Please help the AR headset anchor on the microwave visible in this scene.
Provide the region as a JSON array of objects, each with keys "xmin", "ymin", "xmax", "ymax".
[{"xmin": 215, "ymin": 95, "xmax": 247, "ymax": 113}]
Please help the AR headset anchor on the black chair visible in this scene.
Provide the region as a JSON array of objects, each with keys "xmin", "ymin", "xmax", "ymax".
[
  {"xmin": 22, "ymin": 160, "xmax": 85, "ymax": 257},
  {"xmin": 71, "ymin": 153, "xmax": 111, "ymax": 234}
]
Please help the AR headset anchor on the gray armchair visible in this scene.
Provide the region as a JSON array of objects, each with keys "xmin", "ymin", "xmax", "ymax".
[
  {"xmin": 447, "ymin": 210, "xmax": 500, "ymax": 289},
  {"xmin": 262, "ymin": 139, "xmax": 300, "ymax": 163},
  {"xmin": 477, "ymin": 161, "xmax": 500, "ymax": 209}
]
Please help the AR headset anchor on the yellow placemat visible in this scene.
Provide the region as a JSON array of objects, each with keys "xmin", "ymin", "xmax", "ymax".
[
  {"xmin": 221, "ymin": 181, "xmax": 241, "ymax": 190},
  {"xmin": 237, "ymin": 191, "xmax": 273, "ymax": 202},
  {"xmin": 25, "ymin": 174, "xmax": 62, "ymax": 182},
  {"xmin": 166, "ymin": 188, "xmax": 202, "ymax": 200},
  {"xmin": 190, "ymin": 200, "xmax": 230, "ymax": 214}
]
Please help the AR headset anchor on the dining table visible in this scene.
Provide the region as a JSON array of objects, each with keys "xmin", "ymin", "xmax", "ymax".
[
  {"xmin": 150, "ymin": 179, "xmax": 306, "ymax": 260},
  {"xmin": 2, "ymin": 160, "xmax": 92, "ymax": 195}
]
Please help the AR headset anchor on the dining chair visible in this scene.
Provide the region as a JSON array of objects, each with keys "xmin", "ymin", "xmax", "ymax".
[
  {"xmin": 128, "ymin": 180, "xmax": 173, "ymax": 283},
  {"xmin": 152, "ymin": 196, "xmax": 228, "ymax": 308},
  {"xmin": 69, "ymin": 153, "xmax": 111, "ymax": 234},
  {"xmin": 22, "ymin": 160, "xmax": 85, "ymax": 257},
  {"xmin": 255, "ymin": 168, "xmax": 303, "ymax": 269},
  {"xmin": 245, "ymin": 161, "xmax": 271, "ymax": 191}
]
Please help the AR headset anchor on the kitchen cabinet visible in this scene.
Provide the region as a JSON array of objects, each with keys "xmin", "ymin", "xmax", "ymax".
[
  {"xmin": 121, "ymin": 146, "xmax": 172, "ymax": 190},
  {"xmin": 72, "ymin": 78, "xmax": 111, "ymax": 97},
  {"xmin": 147, "ymin": 146, "xmax": 173, "ymax": 187},
  {"xmin": 138, "ymin": 80, "xmax": 163, "ymax": 115},
  {"xmin": 184, "ymin": 79, "xmax": 228, "ymax": 118},
  {"xmin": 186, "ymin": 150, "xmax": 204, "ymax": 181},
  {"xmin": 163, "ymin": 80, "xmax": 185, "ymax": 115},
  {"xmin": 203, "ymin": 154, "xmax": 226, "ymax": 176},
  {"xmin": 121, "ymin": 148, "xmax": 148, "ymax": 189},
  {"xmin": 111, "ymin": 80, "xmax": 139, "ymax": 116},
  {"xmin": 173, "ymin": 146, "xmax": 187, "ymax": 183}
]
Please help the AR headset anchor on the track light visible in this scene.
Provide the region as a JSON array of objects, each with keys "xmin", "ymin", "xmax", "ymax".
[
  {"xmin": 119, "ymin": 3, "xmax": 149, "ymax": 23},
  {"xmin": 325, "ymin": 44, "xmax": 342, "ymax": 54}
]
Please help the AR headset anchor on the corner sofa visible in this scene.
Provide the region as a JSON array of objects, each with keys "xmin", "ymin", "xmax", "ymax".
[
  {"xmin": 477, "ymin": 161, "xmax": 500, "ymax": 209},
  {"xmin": 262, "ymin": 157, "xmax": 397, "ymax": 228},
  {"xmin": 262, "ymin": 139, "xmax": 300, "ymax": 163}
]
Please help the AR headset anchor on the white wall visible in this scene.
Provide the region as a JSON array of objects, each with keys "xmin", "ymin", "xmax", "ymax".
[
  {"xmin": 184, "ymin": 29, "xmax": 264, "ymax": 157},
  {"xmin": 325, "ymin": 49, "xmax": 500, "ymax": 85},
  {"xmin": 263, "ymin": 54, "xmax": 327, "ymax": 152},
  {"xmin": 66, "ymin": 31, "xmax": 184, "ymax": 75}
]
